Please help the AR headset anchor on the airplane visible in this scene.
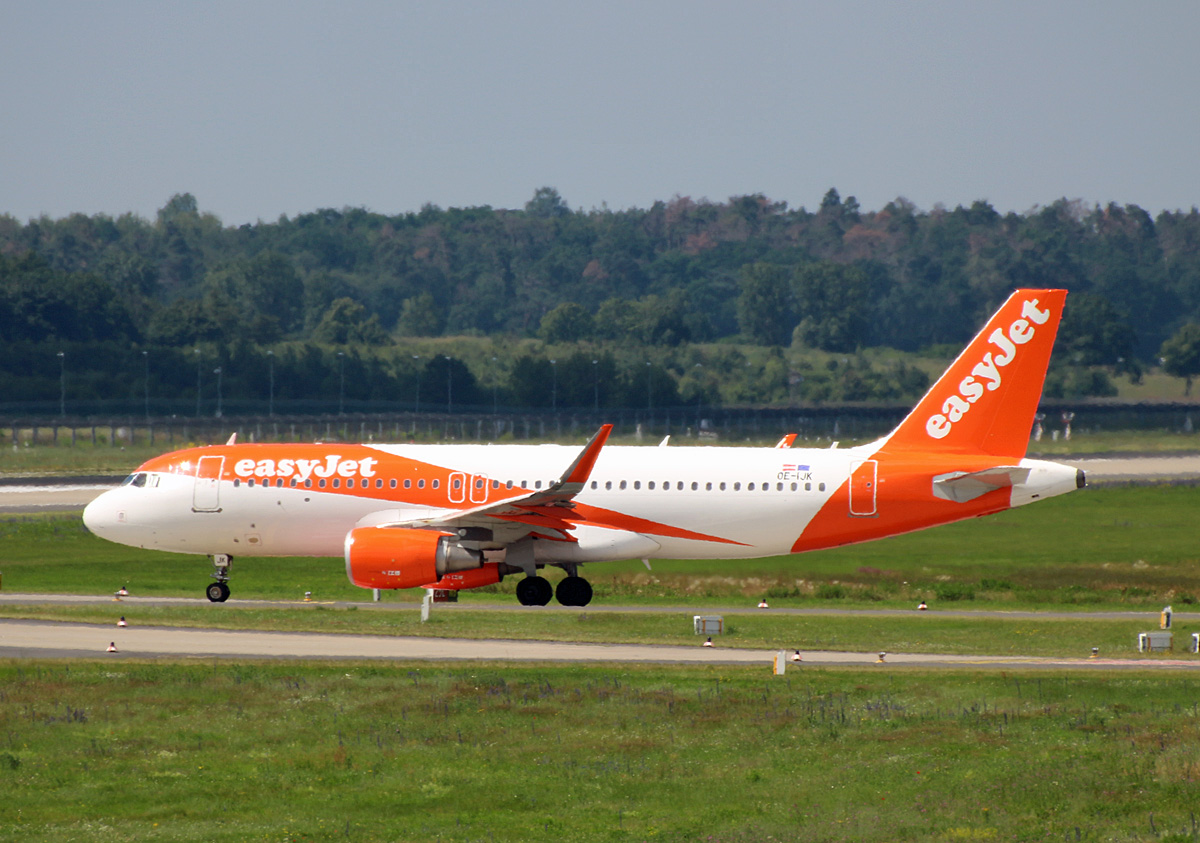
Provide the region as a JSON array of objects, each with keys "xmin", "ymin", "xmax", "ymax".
[{"xmin": 83, "ymin": 288, "xmax": 1083, "ymax": 607}]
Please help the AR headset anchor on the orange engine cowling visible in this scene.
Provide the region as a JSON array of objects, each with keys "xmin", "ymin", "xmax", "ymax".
[
  {"xmin": 344, "ymin": 527, "xmax": 482, "ymax": 590},
  {"xmin": 423, "ymin": 564, "xmax": 502, "ymax": 590}
]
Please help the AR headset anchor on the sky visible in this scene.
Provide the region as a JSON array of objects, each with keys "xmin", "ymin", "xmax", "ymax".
[{"xmin": 2, "ymin": 1, "xmax": 1198, "ymax": 225}]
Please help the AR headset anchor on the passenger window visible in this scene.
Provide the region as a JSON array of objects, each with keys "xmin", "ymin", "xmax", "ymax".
[
  {"xmin": 375, "ymin": 479, "xmax": 382, "ymax": 488},
  {"xmin": 777, "ymin": 482, "xmax": 783, "ymax": 491},
  {"xmin": 805, "ymin": 482, "xmax": 812, "ymax": 491},
  {"xmin": 304, "ymin": 479, "xmax": 312, "ymax": 488},
  {"xmin": 706, "ymin": 482, "xmax": 712, "ymax": 491},
  {"xmin": 506, "ymin": 481, "xmax": 514, "ymax": 489},
  {"xmin": 619, "ymin": 480, "xmax": 627, "ymax": 490},
  {"xmin": 535, "ymin": 480, "xmax": 542, "ymax": 489},
  {"xmin": 233, "ymin": 479, "xmax": 241, "ymax": 488},
  {"xmin": 819, "ymin": 483, "xmax": 826, "ymax": 491},
  {"xmin": 691, "ymin": 482, "xmax": 698, "ymax": 491},
  {"xmin": 748, "ymin": 483, "xmax": 755, "ymax": 491},
  {"xmin": 453, "ymin": 478, "xmax": 462, "ymax": 490},
  {"xmin": 733, "ymin": 482, "xmax": 741, "ymax": 491},
  {"xmin": 605, "ymin": 481, "xmax": 612, "ymax": 490},
  {"xmin": 432, "ymin": 480, "xmax": 440, "ymax": 490},
  {"xmin": 719, "ymin": 482, "xmax": 726, "ymax": 491},
  {"xmin": 590, "ymin": 481, "xmax": 597, "ymax": 490},
  {"xmin": 790, "ymin": 482, "xmax": 797, "ymax": 491},
  {"xmin": 649, "ymin": 481, "xmax": 656, "ymax": 490},
  {"xmin": 332, "ymin": 479, "xmax": 339, "ymax": 489},
  {"xmin": 418, "ymin": 479, "xmax": 425, "ymax": 489},
  {"xmin": 676, "ymin": 481, "xmax": 684, "ymax": 491},
  {"xmin": 319, "ymin": 479, "xmax": 326, "ymax": 488},
  {"xmin": 247, "ymin": 479, "xmax": 255, "ymax": 488},
  {"xmin": 633, "ymin": 481, "xmax": 640, "ymax": 490}
]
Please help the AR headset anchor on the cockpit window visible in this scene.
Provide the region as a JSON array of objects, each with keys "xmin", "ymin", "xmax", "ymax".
[{"xmin": 121, "ymin": 473, "xmax": 148, "ymax": 487}]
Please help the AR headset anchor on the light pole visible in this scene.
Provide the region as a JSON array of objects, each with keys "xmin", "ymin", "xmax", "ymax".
[
  {"xmin": 550, "ymin": 358, "xmax": 557, "ymax": 413},
  {"xmin": 213, "ymin": 367, "xmax": 223, "ymax": 418},
  {"xmin": 57, "ymin": 351, "xmax": 65, "ymax": 417},
  {"xmin": 444, "ymin": 355, "xmax": 452, "ymax": 414},
  {"xmin": 592, "ymin": 359, "xmax": 599, "ymax": 413},
  {"xmin": 336, "ymin": 350, "xmax": 345, "ymax": 415},
  {"xmin": 412, "ymin": 355, "xmax": 422, "ymax": 413},
  {"xmin": 267, "ymin": 350, "xmax": 275, "ymax": 417},
  {"xmin": 194, "ymin": 348, "xmax": 202, "ymax": 416},
  {"xmin": 142, "ymin": 350, "xmax": 149, "ymax": 419}
]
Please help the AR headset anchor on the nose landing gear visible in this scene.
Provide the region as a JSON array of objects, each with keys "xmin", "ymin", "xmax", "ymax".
[{"xmin": 206, "ymin": 554, "xmax": 232, "ymax": 602}]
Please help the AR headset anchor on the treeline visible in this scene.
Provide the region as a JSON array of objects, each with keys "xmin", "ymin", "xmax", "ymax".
[{"xmin": 2, "ymin": 188, "xmax": 1200, "ymax": 411}]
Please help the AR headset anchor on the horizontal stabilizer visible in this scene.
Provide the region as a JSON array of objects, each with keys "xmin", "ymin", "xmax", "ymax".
[{"xmin": 932, "ymin": 466, "xmax": 1030, "ymax": 503}]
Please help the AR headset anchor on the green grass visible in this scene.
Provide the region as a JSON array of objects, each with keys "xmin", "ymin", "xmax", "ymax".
[
  {"xmin": 2, "ymin": 661, "xmax": 1198, "ymax": 842},
  {"xmin": 4, "ymin": 484, "xmax": 1200, "ymax": 611}
]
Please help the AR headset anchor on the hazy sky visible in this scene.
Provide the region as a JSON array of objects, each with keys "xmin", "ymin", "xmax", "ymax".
[{"xmin": 3, "ymin": 1, "xmax": 1198, "ymax": 225}]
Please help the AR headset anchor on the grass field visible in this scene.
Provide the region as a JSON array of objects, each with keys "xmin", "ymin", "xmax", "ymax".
[{"xmin": 3, "ymin": 661, "xmax": 1200, "ymax": 842}]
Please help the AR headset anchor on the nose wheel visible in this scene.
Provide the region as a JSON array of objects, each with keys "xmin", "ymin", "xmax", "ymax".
[{"xmin": 206, "ymin": 553, "xmax": 232, "ymax": 602}]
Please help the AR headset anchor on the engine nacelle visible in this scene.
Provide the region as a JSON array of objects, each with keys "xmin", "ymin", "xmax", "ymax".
[
  {"xmin": 423, "ymin": 564, "xmax": 503, "ymax": 591},
  {"xmin": 344, "ymin": 527, "xmax": 482, "ymax": 590}
]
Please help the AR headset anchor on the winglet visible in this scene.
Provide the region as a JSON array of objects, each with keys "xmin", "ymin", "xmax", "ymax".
[
  {"xmin": 226, "ymin": 432, "xmax": 238, "ymax": 445},
  {"xmin": 883, "ymin": 289, "xmax": 1066, "ymax": 457},
  {"xmin": 560, "ymin": 424, "xmax": 612, "ymax": 485}
]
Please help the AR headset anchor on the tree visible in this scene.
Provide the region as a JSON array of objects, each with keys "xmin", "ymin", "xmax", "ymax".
[
  {"xmin": 1056, "ymin": 293, "xmax": 1133, "ymax": 366},
  {"xmin": 1160, "ymin": 323, "xmax": 1200, "ymax": 396},
  {"xmin": 396, "ymin": 293, "xmax": 443, "ymax": 337},
  {"xmin": 524, "ymin": 187, "xmax": 570, "ymax": 219},
  {"xmin": 792, "ymin": 262, "xmax": 874, "ymax": 352},
  {"xmin": 539, "ymin": 302, "xmax": 594, "ymax": 342},
  {"xmin": 313, "ymin": 298, "xmax": 387, "ymax": 345},
  {"xmin": 736, "ymin": 262, "xmax": 795, "ymax": 345}
]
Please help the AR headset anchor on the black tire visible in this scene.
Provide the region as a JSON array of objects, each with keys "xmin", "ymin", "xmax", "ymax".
[
  {"xmin": 516, "ymin": 575, "xmax": 552, "ymax": 606},
  {"xmin": 206, "ymin": 582, "xmax": 230, "ymax": 603},
  {"xmin": 556, "ymin": 576, "xmax": 593, "ymax": 607}
]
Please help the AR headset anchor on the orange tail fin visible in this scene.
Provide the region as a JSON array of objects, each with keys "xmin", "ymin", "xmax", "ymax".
[{"xmin": 884, "ymin": 289, "xmax": 1067, "ymax": 457}]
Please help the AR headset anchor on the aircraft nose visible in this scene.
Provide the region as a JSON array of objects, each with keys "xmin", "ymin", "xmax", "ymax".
[{"xmin": 82, "ymin": 491, "xmax": 121, "ymax": 538}]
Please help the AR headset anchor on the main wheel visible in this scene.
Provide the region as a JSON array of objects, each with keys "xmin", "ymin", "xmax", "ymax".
[
  {"xmin": 556, "ymin": 576, "xmax": 593, "ymax": 607},
  {"xmin": 516, "ymin": 575, "xmax": 552, "ymax": 606},
  {"xmin": 206, "ymin": 582, "xmax": 230, "ymax": 603}
]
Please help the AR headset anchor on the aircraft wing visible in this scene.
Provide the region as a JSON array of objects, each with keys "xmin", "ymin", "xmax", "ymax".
[{"xmin": 378, "ymin": 424, "xmax": 613, "ymax": 544}]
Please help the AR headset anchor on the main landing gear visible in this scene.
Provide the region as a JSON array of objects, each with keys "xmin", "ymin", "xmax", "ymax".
[
  {"xmin": 206, "ymin": 554, "xmax": 232, "ymax": 602},
  {"xmin": 515, "ymin": 571, "xmax": 593, "ymax": 607}
]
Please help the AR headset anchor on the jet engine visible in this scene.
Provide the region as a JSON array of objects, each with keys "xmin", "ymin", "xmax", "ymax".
[{"xmin": 344, "ymin": 527, "xmax": 483, "ymax": 590}]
